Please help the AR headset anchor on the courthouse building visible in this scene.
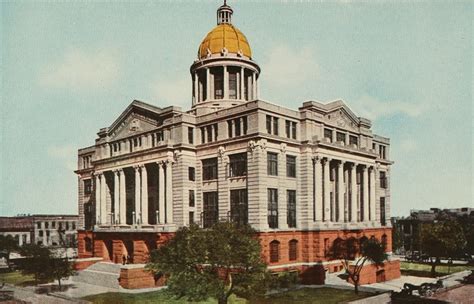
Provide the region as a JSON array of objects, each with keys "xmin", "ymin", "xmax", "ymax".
[{"xmin": 75, "ymin": 2, "xmax": 399, "ymax": 288}]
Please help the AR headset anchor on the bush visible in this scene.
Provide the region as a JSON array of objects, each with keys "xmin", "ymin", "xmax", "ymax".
[{"xmin": 269, "ymin": 271, "xmax": 300, "ymax": 290}]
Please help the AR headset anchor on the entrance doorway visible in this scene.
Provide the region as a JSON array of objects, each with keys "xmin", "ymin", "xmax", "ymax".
[
  {"xmin": 124, "ymin": 240, "xmax": 134, "ymax": 264},
  {"xmin": 104, "ymin": 240, "xmax": 113, "ymax": 261}
]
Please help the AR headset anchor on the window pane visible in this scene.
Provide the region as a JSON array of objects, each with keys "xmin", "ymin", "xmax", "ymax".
[
  {"xmin": 188, "ymin": 127, "xmax": 194, "ymax": 144},
  {"xmin": 235, "ymin": 118, "xmax": 241, "ymax": 136},
  {"xmin": 189, "ymin": 190, "xmax": 195, "ymax": 207},
  {"xmin": 270, "ymin": 241, "xmax": 280, "ymax": 262},
  {"xmin": 203, "ymin": 192, "xmax": 218, "ymax": 228},
  {"xmin": 286, "ymin": 155, "xmax": 296, "ymax": 178},
  {"xmin": 229, "ymin": 71, "xmax": 237, "ymax": 99},
  {"xmin": 336, "ymin": 132, "xmax": 346, "ymax": 143},
  {"xmin": 267, "ymin": 152, "xmax": 278, "ymax": 176},
  {"xmin": 287, "ymin": 190, "xmax": 296, "ymax": 228},
  {"xmin": 268, "ymin": 188, "xmax": 278, "ymax": 228},
  {"xmin": 229, "ymin": 153, "xmax": 247, "ymax": 177},
  {"xmin": 227, "ymin": 120, "xmax": 233, "ymax": 138},
  {"xmin": 242, "ymin": 116, "xmax": 248, "ymax": 135},
  {"xmin": 266, "ymin": 115, "xmax": 272, "ymax": 134},
  {"xmin": 324, "ymin": 129, "xmax": 332, "ymax": 142},
  {"xmin": 202, "ymin": 158, "xmax": 218, "ymax": 181},
  {"xmin": 215, "ymin": 72, "xmax": 223, "ymax": 99},
  {"xmin": 273, "ymin": 117, "xmax": 279, "ymax": 135},
  {"xmin": 349, "ymin": 135, "xmax": 358, "ymax": 147},
  {"xmin": 285, "ymin": 120, "xmax": 291, "ymax": 138},
  {"xmin": 289, "ymin": 240, "xmax": 298, "ymax": 261},
  {"xmin": 230, "ymin": 189, "xmax": 248, "ymax": 226},
  {"xmin": 291, "ymin": 122, "xmax": 297, "ymax": 139}
]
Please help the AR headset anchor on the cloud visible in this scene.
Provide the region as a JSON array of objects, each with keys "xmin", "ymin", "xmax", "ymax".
[
  {"xmin": 39, "ymin": 48, "xmax": 120, "ymax": 90},
  {"xmin": 47, "ymin": 144, "xmax": 76, "ymax": 171},
  {"xmin": 150, "ymin": 77, "xmax": 190, "ymax": 108},
  {"xmin": 351, "ymin": 94, "xmax": 426, "ymax": 121},
  {"xmin": 260, "ymin": 45, "xmax": 320, "ymax": 88}
]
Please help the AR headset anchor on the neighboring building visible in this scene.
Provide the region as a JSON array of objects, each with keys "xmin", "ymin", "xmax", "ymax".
[
  {"xmin": 392, "ymin": 207, "xmax": 474, "ymax": 254},
  {"xmin": 0, "ymin": 215, "xmax": 79, "ymax": 248},
  {"xmin": 75, "ymin": 2, "xmax": 398, "ymax": 288}
]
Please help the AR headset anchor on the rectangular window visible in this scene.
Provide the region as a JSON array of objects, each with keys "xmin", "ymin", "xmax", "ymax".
[
  {"xmin": 267, "ymin": 152, "xmax": 278, "ymax": 176},
  {"xmin": 72, "ymin": 222, "xmax": 76, "ymax": 230},
  {"xmin": 266, "ymin": 115, "xmax": 272, "ymax": 134},
  {"xmin": 324, "ymin": 128, "xmax": 333, "ymax": 142},
  {"xmin": 207, "ymin": 125, "xmax": 213, "ymax": 143},
  {"xmin": 45, "ymin": 222, "xmax": 49, "ymax": 229},
  {"xmin": 37, "ymin": 222, "xmax": 41, "ymax": 229},
  {"xmin": 227, "ymin": 120, "xmax": 233, "ymax": 138},
  {"xmin": 189, "ymin": 211, "xmax": 195, "ymax": 225},
  {"xmin": 242, "ymin": 116, "xmax": 248, "ymax": 135},
  {"xmin": 201, "ymin": 127, "xmax": 205, "ymax": 144},
  {"xmin": 286, "ymin": 155, "xmax": 296, "ymax": 178},
  {"xmin": 273, "ymin": 117, "xmax": 279, "ymax": 135},
  {"xmin": 52, "ymin": 221, "xmax": 56, "ymax": 228},
  {"xmin": 380, "ymin": 171, "xmax": 387, "ymax": 188},
  {"xmin": 203, "ymin": 192, "xmax": 218, "ymax": 228},
  {"xmin": 349, "ymin": 135, "xmax": 358, "ymax": 147},
  {"xmin": 189, "ymin": 190, "xmax": 195, "ymax": 207},
  {"xmin": 285, "ymin": 120, "xmax": 291, "ymax": 138},
  {"xmin": 229, "ymin": 153, "xmax": 247, "ymax": 177},
  {"xmin": 188, "ymin": 167, "xmax": 195, "ymax": 181},
  {"xmin": 214, "ymin": 123, "xmax": 218, "ymax": 141},
  {"xmin": 287, "ymin": 190, "xmax": 296, "ymax": 228},
  {"xmin": 336, "ymin": 132, "xmax": 346, "ymax": 143},
  {"xmin": 380, "ymin": 197, "xmax": 386, "ymax": 225},
  {"xmin": 291, "ymin": 121, "xmax": 297, "ymax": 139},
  {"xmin": 235, "ymin": 118, "xmax": 241, "ymax": 137},
  {"xmin": 84, "ymin": 179, "xmax": 92, "ymax": 195},
  {"xmin": 268, "ymin": 189, "xmax": 278, "ymax": 229},
  {"xmin": 39, "ymin": 231, "xmax": 43, "ymax": 237},
  {"xmin": 188, "ymin": 127, "xmax": 194, "ymax": 144},
  {"xmin": 202, "ymin": 158, "xmax": 218, "ymax": 181},
  {"xmin": 229, "ymin": 71, "xmax": 237, "ymax": 99},
  {"xmin": 215, "ymin": 72, "xmax": 223, "ymax": 99},
  {"xmin": 230, "ymin": 189, "xmax": 248, "ymax": 226}
]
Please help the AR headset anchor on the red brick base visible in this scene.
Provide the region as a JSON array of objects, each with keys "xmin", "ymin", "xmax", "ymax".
[{"xmin": 77, "ymin": 227, "xmax": 399, "ymax": 289}]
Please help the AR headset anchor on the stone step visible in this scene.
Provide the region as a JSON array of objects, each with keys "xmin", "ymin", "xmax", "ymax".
[{"xmin": 72, "ymin": 262, "xmax": 121, "ymax": 289}]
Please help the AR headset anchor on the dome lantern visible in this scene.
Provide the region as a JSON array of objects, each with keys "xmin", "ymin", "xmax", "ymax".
[{"xmin": 217, "ymin": 1, "xmax": 233, "ymax": 25}]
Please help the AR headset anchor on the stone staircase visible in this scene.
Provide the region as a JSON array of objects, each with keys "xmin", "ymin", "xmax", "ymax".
[{"xmin": 73, "ymin": 262, "xmax": 121, "ymax": 289}]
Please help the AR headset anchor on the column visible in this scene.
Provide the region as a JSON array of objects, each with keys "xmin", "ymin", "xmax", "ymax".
[
  {"xmin": 193, "ymin": 74, "xmax": 198, "ymax": 105},
  {"xmin": 113, "ymin": 170, "xmax": 120, "ymax": 224},
  {"xmin": 362, "ymin": 166, "xmax": 369, "ymax": 222},
  {"xmin": 223, "ymin": 65, "xmax": 229, "ymax": 99},
  {"xmin": 134, "ymin": 166, "xmax": 141, "ymax": 224},
  {"xmin": 206, "ymin": 68, "xmax": 211, "ymax": 101},
  {"xmin": 314, "ymin": 157, "xmax": 323, "ymax": 221},
  {"xmin": 323, "ymin": 158, "xmax": 331, "ymax": 222},
  {"xmin": 337, "ymin": 161, "xmax": 345, "ymax": 222},
  {"xmin": 19, "ymin": 234, "xmax": 23, "ymax": 246},
  {"xmin": 141, "ymin": 165, "xmax": 149, "ymax": 225},
  {"xmin": 100, "ymin": 173, "xmax": 107, "ymax": 225},
  {"xmin": 119, "ymin": 169, "xmax": 126, "ymax": 224},
  {"xmin": 370, "ymin": 166, "xmax": 376, "ymax": 223},
  {"xmin": 240, "ymin": 67, "xmax": 244, "ymax": 100},
  {"xmin": 165, "ymin": 160, "xmax": 174, "ymax": 224},
  {"xmin": 95, "ymin": 173, "xmax": 101, "ymax": 224},
  {"xmin": 350, "ymin": 164, "xmax": 357, "ymax": 223},
  {"xmin": 252, "ymin": 72, "xmax": 257, "ymax": 99},
  {"xmin": 158, "ymin": 162, "xmax": 165, "ymax": 224}
]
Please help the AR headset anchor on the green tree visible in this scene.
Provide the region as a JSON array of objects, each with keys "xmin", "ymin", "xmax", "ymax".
[
  {"xmin": 18, "ymin": 244, "xmax": 74, "ymax": 288},
  {"xmin": 330, "ymin": 238, "xmax": 387, "ymax": 294},
  {"xmin": 0, "ymin": 235, "xmax": 19, "ymax": 269},
  {"xmin": 146, "ymin": 222, "xmax": 267, "ymax": 304},
  {"xmin": 392, "ymin": 226, "xmax": 403, "ymax": 254},
  {"xmin": 421, "ymin": 220, "xmax": 467, "ymax": 275}
]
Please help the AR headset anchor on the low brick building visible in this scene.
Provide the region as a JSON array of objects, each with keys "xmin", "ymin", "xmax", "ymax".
[{"xmin": 75, "ymin": 2, "xmax": 399, "ymax": 288}]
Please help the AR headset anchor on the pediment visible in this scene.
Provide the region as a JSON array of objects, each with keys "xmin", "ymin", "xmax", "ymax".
[
  {"xmin": 326, "ymin": 107, "xmax": 359, "ymax": 131},
  {"xmin": 109, "ymin": 112, "xmax": 158, "ymax": 140},
  {"xmin": 107, "ymin": 101, "xmax": 163, "ymax": 140}
]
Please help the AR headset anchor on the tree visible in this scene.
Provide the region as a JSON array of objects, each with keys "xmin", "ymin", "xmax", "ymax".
[
  {"xmin": 0, "ymin": 235, "xmax": 19, "ymax": 269},
  {"xmin": 146, "ymin": 222, "xmax": 268, "ymax": 304},
  {"xmin": 330, "ymin": 238, "xmax": 387, "ymax": 294},
  {"xmin": 18, "ymin": 244, "xmax": 74, "ymax": 288},
  {"xmin": 392, "ymin": 226, "xmax": 403, "ymax": 254},
  {"xmin": 421, "ymin": 220, "xmax": 467, "ymax": 275}
]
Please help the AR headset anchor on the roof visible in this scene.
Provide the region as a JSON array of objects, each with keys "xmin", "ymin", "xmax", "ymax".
[{"xmin": 198, "ymin": 24, "xmax": 252, "ymax": 59}]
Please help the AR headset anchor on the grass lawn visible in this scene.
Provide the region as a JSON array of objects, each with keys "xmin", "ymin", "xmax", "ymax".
[
  {"xmin": 400, "ymin": 262, "xmax": 474, "ymax": 278},
  {"xmin": 83, "ymin": 287, "xmax": 372, "ymax": 304},
  {"xmin": 0, "ymin": 271, "xmax": 36, "ymax": 286}
]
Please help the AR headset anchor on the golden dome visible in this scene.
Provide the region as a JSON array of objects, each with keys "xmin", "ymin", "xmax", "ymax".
[{"xmin": 198, "ymin": 24, "xmax": 252, "ymax": 59}]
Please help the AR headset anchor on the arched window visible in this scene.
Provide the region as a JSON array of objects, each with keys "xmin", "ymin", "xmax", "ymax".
[
  {"xmin": 85, "ymin": 237, "xmax": 92, "ymax": 252},
  {"xmin": 381, "ymin": 234, "xmax": 387, "ymax": 249},
  {"xmin": 289, "ymin": 239, "xmax": 298, "ymax": 261},
  {"xmin": 270, "ymin": 240, "xmax": 280, "ymax": 263}
]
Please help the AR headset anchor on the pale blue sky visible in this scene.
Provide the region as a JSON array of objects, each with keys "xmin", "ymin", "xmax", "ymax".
[{"xmin": 1, "ymin": 1, "xmax": 472, "ymax": 217}]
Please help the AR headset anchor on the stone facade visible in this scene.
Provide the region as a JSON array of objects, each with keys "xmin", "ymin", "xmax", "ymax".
[{"xmin": 75, "ymin": 2, "xmax": 398, "ymax": 288}]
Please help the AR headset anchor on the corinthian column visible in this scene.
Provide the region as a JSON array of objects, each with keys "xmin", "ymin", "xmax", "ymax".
[
  {"xmin": 134, "ymin": 166, "xmax": 141, "ymax": 224},
  {"xmin": 165, "ymin": 160, "xmax": 174, "ymax": 224},
  {"xmin": 240, "ymin": 67, "xmax": 244, "ymax": 100},
  {"xmin": 113, "ymin": 170, "xmax": 120, "ymax": 224},
  {"xmin": 362, "ymin": 166, "xmax": 369, "ymax": 222},
  {"xmin": 206, "ymin": 68, "xmax": 211, "ymax": 101},
  {"xmin": 223, "ymin": 65, "xmax": 229, "ymax": 99},
  {"xmin": 119, "ymin": 169, "xmax": 126, "ymax": 224},
  {"xmin": 100, "ymin": 173, "xmax": 107, "ymax": 225},
  {"xmin": 370, "ymin": 166, "xmax": 376, "ymax": 223},
  {"xmin": 158, "ymin": 162, "xmax": 165, "ymax": 224},
  {"xmin": 95, "ymin": 173, "xmax": 101, "ymax": 225},
  {"xmin": 314, "ymin": 157, "xmax": 323, "ymax": 221},
  {"xmin": 323, "ymin": 158, "xmax": 331, "ymax": 222},
  {"xmin": 337, "ymin": 161, "xmax": 345, "ymax": 222},
  {"xmin": 350, "ymin": 164, "xmax": 357, "ymax": 223},
  {"xmin": 141, "ymin": 165, "xmax": 148, "ymax": 225}
]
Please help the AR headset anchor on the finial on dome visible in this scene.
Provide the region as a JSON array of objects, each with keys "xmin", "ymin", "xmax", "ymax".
[{"xmin": 217, "ymin": 0, "xmax": 233, "ymax": 25}]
